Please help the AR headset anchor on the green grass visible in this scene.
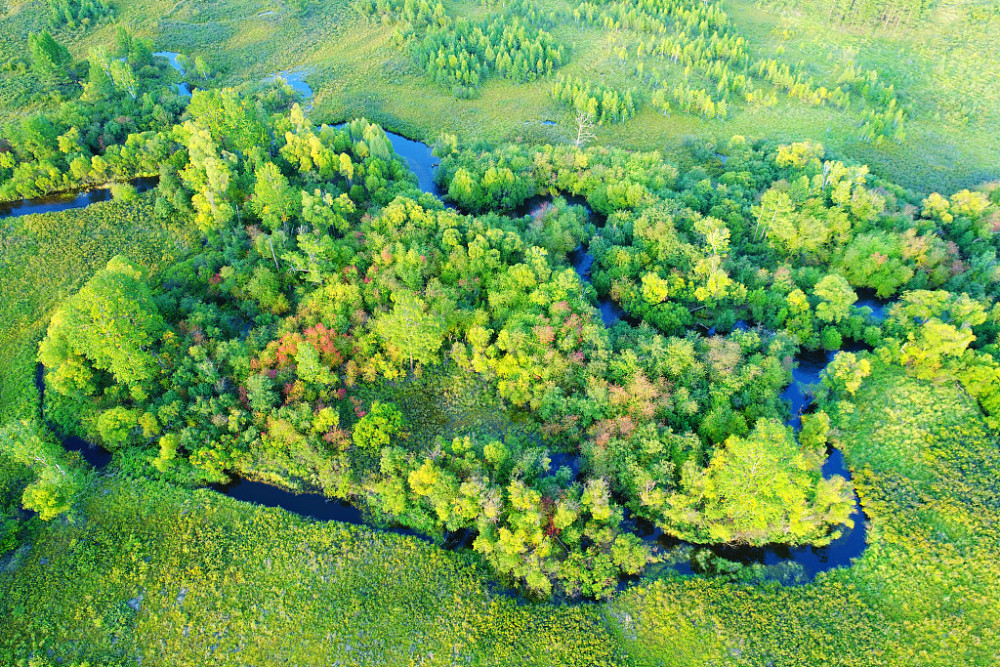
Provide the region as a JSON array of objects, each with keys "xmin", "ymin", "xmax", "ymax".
[
  {"xmin": 2, "ymin": 366, "xmax": 997, "ymax": 665},
  {"xmin": 607, "ymin": 366, "xmax": 1000, "ymax": 665},
  {"xmin": 2, "ymin": 1, "xmax": 1000, "ymax": 663},
  {"xmin": 353, "ymin": 365, "xmax": 544, "ymax": 450},
  {"xmin": 0, "ymin": 476, "xmax": 623, "ymax": 666}
]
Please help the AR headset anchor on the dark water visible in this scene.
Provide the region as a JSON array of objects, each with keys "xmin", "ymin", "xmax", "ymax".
[
  {"xmin": 33, "ymin": 365, "xmax": 112, "ymax": 469},
  {"xmin": 854, "ymin": 288, "xmax": 890, "ymax": 322},
  {"xmin": 781, "ymin": 348, "xmax": 834, "ymax": 431},
  {"xmin": 0, "ymin": 178, "xmax": 158, "ymax": 219},
  {"xmin": 268, "ymin": 70, "xmax": 313, "ymax": 101},
  {"xmin": 618, "ymin": 345, "xmax": 869, "ymax": 583},
  {"xmin": 514, "ymin": 193, "xmax": 591, "ymax": 219},
  {"xmin": 563, "ymin": 228, "xmax": 869, "ymax": 580},
  {"xmin": 154, "ymin": 51, "xmax": 185, "ymax": 75},
  {"xmin": 384, "ymin": 132, "xmax": 440, "ymax": 197},
  {"xmin": 531, "ymin": 196, "xmax": 630, "ymax": 328},
  {"xmin": 693, "ymin": 448, "xmax": 865, "ymax": 578},
  {"xmin": 569, "ymin": 246, "xmax": 633, "ymax": 327},
  {"xmin": 633, "ymin": 447, "xmax": 866, "ymax": 582},
  {"xmin": 547, "ymin": 450, "xmax": 582, "ymax": 481},
  {"xmin": 214, "ymin": 476, "xmax": 365, "ymax": 523},
  {"xmin": 213, "ymin": 477, "xmax": 431, "ymax": 542}
]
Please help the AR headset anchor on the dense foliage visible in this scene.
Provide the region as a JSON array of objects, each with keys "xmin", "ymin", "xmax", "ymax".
[
  {"xmin": 1, "ymin": 29, "xmax": 200, "ymax": 201},
  {"xmin": 4, "ymin": 63, "xmax": 992, "ymax": 597}
]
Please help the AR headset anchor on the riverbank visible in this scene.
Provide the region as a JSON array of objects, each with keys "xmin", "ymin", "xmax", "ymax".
[{"xmin": 3, "ymin": 366, "xmax": 997, "ymax": 665}]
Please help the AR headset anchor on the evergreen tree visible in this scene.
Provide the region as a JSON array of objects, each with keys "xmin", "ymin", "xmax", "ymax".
[{"xmin": 27, "ymin": 30, "xmax": 73, "ymax": 82}]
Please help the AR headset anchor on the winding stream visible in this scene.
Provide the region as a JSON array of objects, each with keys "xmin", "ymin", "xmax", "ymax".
[
  {"xmin": 9, "ymin": 131, "xmax": 872, "ymax": 588},
  {"xmin": 333, "ymin": 122, "xmax": 441, "ymax": 197},
  {"xmin": 153, "ymin": 51, "xmax": 191, "ymax": 97},
  {"xmin": 527, "ymin": 194, "xmax": 871, "ymax": 579},
  {"xmin": 0, "ymin": 178, "xmax": 158, "ymax": 219}
]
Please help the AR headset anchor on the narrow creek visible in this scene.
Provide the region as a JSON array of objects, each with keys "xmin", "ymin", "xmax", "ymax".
[
  {"xmin": 10, "ymin": 129, "xmax": 877, "ymax": 589},
  {"xmin": 526, "ymin": 194, "xmax": 876, "ymax": 581},
  {"xmin": 332, "ymin": 122, "xmax": 441, "ymax": 197},
  {"xmin": 153, "ymin": 51, "xmax": 191, "ymax": 97},
  {"xmin": 0, "ymin": 178, "xmax": 158, "ymax": 219}
]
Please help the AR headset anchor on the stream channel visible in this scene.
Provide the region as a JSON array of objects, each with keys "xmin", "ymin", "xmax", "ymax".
[
  {"xmin": 7, "ymin": 126, "xmax": 877, "ymax": 585},
  {"xmin": 153, "ymin": 51, "xmax": 191, "ymax": 97}
]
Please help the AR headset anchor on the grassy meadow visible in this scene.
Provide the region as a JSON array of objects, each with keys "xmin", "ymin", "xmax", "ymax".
[{"xmin": 1, "ymin": 0, "xmax": 998, "ymax": 193}]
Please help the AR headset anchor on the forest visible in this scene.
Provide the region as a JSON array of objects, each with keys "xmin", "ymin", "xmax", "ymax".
[{"xmin": 0, "ymin": 0, "xmax": 998, "ymax": 665}]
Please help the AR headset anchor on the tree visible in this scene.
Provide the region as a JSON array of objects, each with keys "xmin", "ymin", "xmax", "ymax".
[
  {"xmin": 252, "ymin": 162, "xmax": 299, "ymax": 231},
  {"xmin": 837, "ymin": 232, "xmax": 913, "ymax": 297},
  {"xmin": 814, "ymin": 274, "xmax": 857, "ymax": 324},
  {"xmin": 574, "ymin": 111, "xmax": 596, "ymax": 148},
  {"xmin": 891, "ymin": 290, "xmax": 987, "ymax": 379},
  {"xmin": 822, "ymin": 351, "xmax": 871, "ymax": 396},
  {"xmin": 656, "ymin": 418, "xmax": 854, "ymax": 545},
  {"xmin": 194, "ymin": 56, "xmax": 211, "ymax": 81},
  {"xmin": 38, "ymin": 256, "xmax": 165, "ymax": 396},
  {"xmin": 752, "ymin": 189, "xmax": 793, "ymax": 243},
  {"xmin": 0, "ymin": 421, "xmax": 83, "ymax": 521},
  {"xmin": 27, "ymin": 31, "xmax": 73, "ymax": 82},
  {"xmin": 109, "ymin": 59, "xmax": 138, "ymax": 99},
  {"xmin": 177, "ymin": 122, "xmax": 237, "ymax": 232},
  {"xmin": 376, "ymin": 292, "xmax": 447, "ymax": 372},
  {"xmin": 353, "ymin": 402, "xmax": 404, "ymax": 450}
]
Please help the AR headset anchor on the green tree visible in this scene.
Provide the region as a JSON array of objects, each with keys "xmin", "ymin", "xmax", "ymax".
[
  {"xmin": 658, "ymin": 419, "xmax": 854, "ymax": 545},
  {"xmin": 814, "ymin": 274, "xmax": 857, "ymax": 324},
  {"xmin": 822, "ymin": 351, "xmax": 871, "ymax": 396},
  {"xmin": 353, "ymin": 402, "xmax": 404, "ymax": 450},
  {"xmin": 108, "ymin": 59, "xmax": 138, "ymax": 99},
  {"xmin": 38, "ymin": 256, "xmax": 165, "ymax": 396},
  {"xmin": 891, "ymin": 291, "xmax": 987, "ymax": 379},
  {"xmin": 0, "ymin": 421, "xmax": 83, "ymax": 521},
  {"xmin": 252, "ymin": 162, "xmax": 299, "ymax": 231},
  {"xmin": 27, "ymin": 30, "xmax": 73, "ymax": 82},
  {"xmin": 376, "ymin": 292, "xmax": 447, "ymax": 372},
  {"xmin": 752, "ymin": 188, "xmax": 793, "ymax": 243}
]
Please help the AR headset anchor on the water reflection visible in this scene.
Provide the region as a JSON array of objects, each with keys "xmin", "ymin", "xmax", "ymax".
[{"xmin": 0, "ymin": 178, "xmax": 158, "ymax": 219}]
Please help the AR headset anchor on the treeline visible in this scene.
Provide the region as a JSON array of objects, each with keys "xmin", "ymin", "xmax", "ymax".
[
  {"xmin": 549, "ymin": 76, "xmax": 638, "ymax": 124},
  {"xmin": 46, "ymin": 0, "xmax": 114, "ymax": 30},
  {"xmin": 360, "ymin": 0, "xmax": 565, "ymax": 98},
  {"xmin": 650, "ymin": 79, "xmax": 732, "ymax": 118}
]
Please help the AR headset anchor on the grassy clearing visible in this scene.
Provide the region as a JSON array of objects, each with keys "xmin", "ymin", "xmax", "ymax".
[{"xmin": 3, "ymin": 0, "xmax": 997, "ymax": 193}]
